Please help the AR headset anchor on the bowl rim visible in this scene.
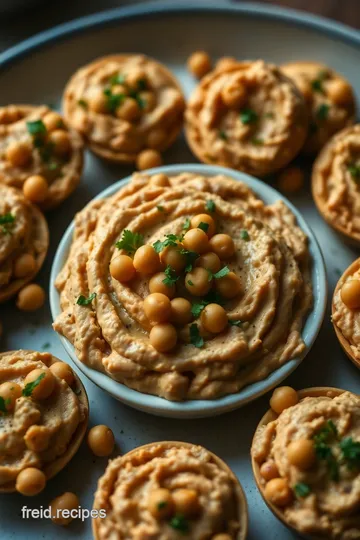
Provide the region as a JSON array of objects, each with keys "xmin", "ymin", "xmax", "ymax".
[{"xmin": 49, "ymin": 163, "xmax": 327, "ymax": 418}]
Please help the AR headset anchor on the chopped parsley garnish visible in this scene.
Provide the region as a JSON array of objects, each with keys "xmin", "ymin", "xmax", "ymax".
[
  {"xmin": 183, "ymin": 218, "xmax": 191, "ymax": 231},
  {"xmin": 208, "ymin": 266, "xmax": 230, "ymax": 281},
  {"xmin": 179, "ymin": 249, "xmax": 199, "ymax": 272},
  {"xmin": 103, "ymin": 88, "xmax": 125, "ymax": 113},
  {"xmin": 0, "ymin": 213, "xmax": 15, "ymax": 235},
  {"xmin": 189, "ymin": 324, "xmax": 204, "ymax": 348},
  {"xmin": 240, "ymin": 230, "xmax": 250, "ymax": 241},
  {"xmin": 163, "ymin": 265, "xmax": 179, "ymax": 287},
  {"xmin": 198, "ymin": 222, "xmax": 209, "ymax": 233},
  {"xmin": 313, "ymin": 420, "xmax": 339, "ymax": 481},
  {"xmin": 157, "ymin": 205, "xmax": 165, "ymax": 212},
  {"xmin": 157, "ymin": 501, "xmax": 167, "ymax": 510},
  {"xmin": 187, "ymin": 280, "xmax": 194, "ymax": 287},
  {"xmin": 311, "ymin": 79, "xmax": 325, "ymax": 94},
  {"xmin": 294, "ymin": 483, "xmax": 311, "ymax": 497},
  {"xmin": 240, "ymin": 108, "xmax": 258, "ymax": 125},
  {"xmin": 26, "ymin": 119, "xmax": 47, "ymax": 136},
  {"xmin": 116, "ymin": 230, "xmax": 144, "ymax": 253},
  {"xmin": 153, "ymin": 234, "xmax": 179, "ymax": 253},
  {"xmin": 219, "ymin": 130, "xmax": 228, "ymax": 141},
  {"xmin": 136, "ymin": 78, "xmax": 148, "ymax": 92},
  {"xmin": 251, "ymin": 137, "xmax": 264, "ymax": 146},
  {"xmin": 109, "ymin": 73, "xmax": 126, "ymax": 86},
  {"xmin": 316, "ymin": 103, "xmax": 330, "ymax": 121},
  {"xmin": 229, "ymin": 319, "xmax": 242, "ymax": 327},
  {"xmin": 78, "ymin": 99, "xmax": 88, "ymax": 109},
  {"xmin": 128, "ymin": 88, "xmax": 146, "ymax": 110},
  {"xmin": 191, "ymin": 291, "xmax": 225, "ymax": 318},
  {"xmin": 0, "ymin": 396, "xmax": 11, "ymax": 414},
  {"xmin": 340, "ymin": 437, "xmax": 360, "ymax": 469},
  {"xmin": 347, "ymin": 163, "xmax": 360, "ymax": 181},
  {"xmin": 22, "ymin": 372, "xmax": 45, "ymax": 397},
  {"xmin": 205, "ymin": 200, "xmax": 216, "ymax": 213},
  {"xmin": 169, "ymin": 514, "xmax": 189, "ymax": 533},
  {"xmin": 77, "ymin": 293, "xmax": 97, "ymax": 306}
]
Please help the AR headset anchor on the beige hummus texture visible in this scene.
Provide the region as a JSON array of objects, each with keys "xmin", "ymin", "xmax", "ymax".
[
  {"xmin": 0, "ymin": 105, "xmax": 84, "ymax": 209},
  {"xmin": 312, "ymin": 124, "xmax": 360, "ymax": 243},
  {"xmin": 53, "ymin": 172, "xmax": 312, "ymax": 401},
  {"xmin": 252, "ymin": 392, "xmax": 360, "ymax": 539},
  {"xmin": 185, "ymin": 60, "xmax": 308, "ymax": 176},
  {"xmin": 93, "ymin": 442, "xmax": 242, "ymax": 539},
  {"xmin": 63, "ymin": 54, "xmax": 185, "ymax": 162},
  {"xmin": 0, "ymin": 350, "xmax": 86, "ymax": 487}
]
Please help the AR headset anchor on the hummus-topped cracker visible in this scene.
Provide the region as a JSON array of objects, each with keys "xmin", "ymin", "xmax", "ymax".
[
  {"xmin": 53, "ymin": 171, "xmax": 312, "ymax": 402},
  {"xmin": 0, "ymin": 185, "xmax": 48, "ymax": 303},
  {"xmin": 0, "ymin": 105, "xmax": 84, "ymax": 209},
  {"xmin": 62, "ymin": 54, "xmax": 185, "ymax": 163},
  {"xmin": 185, "ymin": 60, "xmax": 308, "ymax": 176},
  {"xmin": 282, "ymin": 62, "xmax": 356, "ymax": 155}
]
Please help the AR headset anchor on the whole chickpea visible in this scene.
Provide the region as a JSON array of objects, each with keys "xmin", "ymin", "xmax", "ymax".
[
  {"xmin": 341, "ymin": 279, "xmax": 360, "ymax": 310},
  {"xmin": 196, "ymin": 252, "xmax": 221, "ymax": 274},
  {"xmin": 87, "ymin": 425, "xmax": 115, "ymax": 457},
  {"xmin": 185, "ymin": 267, "xmax": 212, "ymax": 297},
  {"xmin": 259, "ymin": 460, "xmax": 279, "ymax": 481},
  {"xmin": 50, "ymin": 492, "xmax": 80, "ymax": 526},
  {"xmin": 144, "ymin": 293, "xmax": 172, "ymax": 324},
  {"xmin": 170, "ymin": 297, "xmax": 193, "ymax": 326},
  {"xmin": 187, "ymin": 51, "xmax": 212, "ymax": 78},
  {"xmin": 215, "ymin": 272, "xmax": 242, "ymax": 299},
  {"xmin": 23, "ymin": 175, "xmax": 49, "ymax": 203},
  {"xmin": 49, "ymin": 129, "xmax": 71, "ymax": 157},
  {"xmin": 0, "ymin": 381, "xmax": 21, "ymax": 411},
  {"xmin": 136, "ymin": 149, "xmax": 163, "ymax": 171},
  {"xmin": 147, "ymin": 128, "xmax": 167, "ymax": 150},
  {"xmin": 327, "ymin": 79, "xmax": 354, "ymax": 105},
  {"xmin": 221, "ymin": 82, "xmax": 247, "ymax": 109},
  {"xmin": 24, "ymin": 425, "xmax": 50, "ymax": 452},
  {"xmin": 16, "ymin": 467, "xmax": 46, "ymax": 496},
  {"xmin": 182, "ymin": 229, "xmax": 209, "ymax": 254},
  {"xmin": 287, "ymin": 439, "xmax": 316, "ymax": 470},
  {"xmin": 209, "ymin": 234, "xmax": 235, "ymax": 259},
  {"xmin": 89, "ymin": 89, "xmax": 108, "ymax": 114},
  {"xmin": 23, "ymin": 368, "xmax": 55, "ymax": 400},
  {"xmin": 148, "ymin": 488, "xmax": 174, "ymax": 519},
  {"xmin": 149, "ymin": 323, "xmax": 177, "ymax": 352},
  {"xmin": 133, "ymin": 245, "xmax": 160, "ymax": 274},
  {"xmin": 116, "ymin": 98, "xmax": 141, "ymax": 121},
  {"xmin": 149, "ymin": 272, "xmax": 176, "ymax": 299},
  {"xmin": 270, "ymin": 386, "xmax": 299, "ymax": 414},
  {"xmin": 16, "ymin": 284, "xmax": 45, "ymax": 311},
  {"xmin": 160, "ymin": 245, "xmax": 186, "ymax": 273},
  {"xmin": 43, "ymin": 111, "xmax": 64, "ymax": 132},
  {"xmin": 190, "ymin": 214, "xmax": 216, "ymax": 238},
  {"xmin": 110, "ymin": 255, "xmax": 136, "ymax": 283},
  {"xmin": 173, "ymin": 488, "xmax": 201, "ymax": 516},
  {"xmin": 201, "ymin": 304, "xmax": 228, "ymax": 334},
  {"xmin": 150, "ymin": 173, "xmax": 170, "ymax": 187},
  {"xmin": 6, "ymin": 141, "xmax": 32, "ymax": 167},
  {"xmin": 49, "ymin": 361, "xmax": 75, "ymax": 386},
  {"xmin": 264, "ymin": 478, "xmax": 293, "ymax": 507}
]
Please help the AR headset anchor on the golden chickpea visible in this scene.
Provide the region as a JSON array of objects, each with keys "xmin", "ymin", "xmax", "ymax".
[
  {"xmin": 196, "ymin": 252, "xmax": 221, "ymax": 274},
  {"xmin": 147, "ymin": 128, "xmax": 167, "ymax": 150},
  {"xmin": 259, "ymin": 460, "xmax": 280, "ymax": 481},
  {"xmin": 139, "ymin": 91, "xmax": 156, "ymax": 112},
  {"xmin": 89, "ymin": 89, "xmax": 108, "ymax": 114},
  {"xmin": 212, "ymin": 535, "xmax": 232, "ymax": 540},
  {"xmin": 136, "ymin": 149, "xmax": 163, "ymax": 171},
  {"xmin": 160, "ymin": 245, "xmax": 186, "ymax": 273},
  {"xmin": 209, "ymin": 234, "xmax": 235, "ymax": 259},
  {"xmin": 185, "ymin": 267, "xmax": 212, "ymax": 297},
  {"xmin": 87, "ymin": 425, "xmax": 115, "ymax": 457},
  {"xmin": 187, "ymin": 51, "xmax": 212, "ymax": 78},
  {"xmin": 110, "ymin": 255, "xmax": 136, "ymax": 282},
  {"xmin": 170, "ymin": 297, "xmax": 192, "ymax": 326},
  {"xmin": 43, "ymin": 111, "xmax": 64, "ymax": 132},
  {"xmin": 0, "ymin": 381, "xmax": 21, "ymax": 411},
  {"xmin": 127, "ymin": 70, "xmax": 147, "ymax": 89},
  {"xmin": 173, "ymin": 488, "xmax": 201, "ymax": 516},
  {"xmin": 149, "ymin": 323, "xmax": 177, "ymax": 352},
  {"xmin": 24, "ymin": 425, "xmax": 50, "ymax": 452},
  {"xmin": 287, "ymin": 439, "xmax": 316, "ymax": 470},
  {"xmin": 23, "ymin": 368, "xmax": 55, "ymax": 400},
  {"xmin": 23, "ymin": 175, "xmax": 49, "ymax": 203},
  {"xmin": 327, "ymin": 79, "xmax": 354, "ymax": 105},
  {"xmin": 16, "ymin": 467, "xmax": 46, "ymax": 496},
  {"xmin": 201, "ymin": 304, "xmax": 228, "ymax": 333},
  {"xmin": 270, "ymin": 386, "xmax": 299, "ymax": 414},
  {"xmin": 183, "ymin": 229, "xmax": 209, "ymax": 254},
  {"xmin": 148, "ymin": 488, "xmax": 174, "ymax": 519},
  {"xmin": 50, "ymin": 492, "xmax": 80, "ymax": 526},
  {"xmin": 133, "ymin": 245, "xmax": 160, "ymax": 274},
  {"xmin": 264, "ymin": 478, "xmax": 293, "ymax": 507},
  {"xmin": 341, "ymin": 279, "xmax": 360, "ymax": 309},
  {"xmin": 221, "ymin": 82, "xmax": 247, "ymax": 109},
  {"xmin": 50, "ymin": 362, "xmax": 75, "ymax": 386},
  {"xmin": 13, "ymin": 253, "xmax": 36, "ymax": 279},
  {"xmin": 215, "ymin": 272, "xmax": 242, "ymax": 299},
  {"xmin": 16, "ymin": 283, "xmax": 45, "ymax": 311},
  {"xmin": 215, "ymin": 56, "xmax": 237, "ymax": 71},
  {"xmin": 112, "ymin": 84, "xmax": 127, "ymax": 96},
  {"xmin": 150, "ymin": 173, "xmax": 170, "ymax": 187},
  {"xmin": 49, "ymin": 129, "xmax": 71, "ymax": 157},
  {"xmin": 6, "ymin": 141, "xmax": 32, "ymax": 167},
  {"xmin": 149, "ymin": 272, "xmax": 176, "ymax": 298},
  {"xmin": 116, "ymin": 98, "xmax": 141, "ymax": 121},
  {"xmin": 144, "ymin": 292, "xmax": 172, "ymax": 323},
  {"xmin": 278, "ymin": 167, "xmax": 304, "ymax": 193},
  {"xmin": 190, "ymin": 214, "xmax": 216, "ymax": 238}
]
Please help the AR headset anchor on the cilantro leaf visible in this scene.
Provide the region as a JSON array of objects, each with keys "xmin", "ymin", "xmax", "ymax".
[
  {"xmin": 169, "ymin": 514, "xmax": 189, "ymax": 533},
  {"xmin": 348, "ymin": 163, "xmax": 360, "ymax": 182},
  {"xmin": 229, "ymin": 319, "xmax": 242, "ymax": 327},
  {"xmin": 78, "ymin": 99, "xmax": 88, "ymax": 109},
  {"xmin": 340, "ymin": 437, "xmax": 360, "ymax": 469},
  {"xmin": 27, "ymin": 119, "xmax": 47, "ymax": 136},
  {"xmin": 109, "ymin": 73, "xmax": 126, "ymax": 86},
  {"xmin": 294, "ymin": 483, "xmax": 311, "ymax": 498},
  {"xmin": 313, "ymin": 420, "xmax": 339, "ymax": 481},
  {"xmin": 189, "ymin": 324, "xmax": 204, "ymax": 348},
  {"xmin": 183, "ymin": 218, "xmax": 191, "ymax": 231},
  {"xmin": 180, "ymin": 249, "xmax": 199, "ymax": 272},
  {"xmin": 0, "ymin": 396, "xmax": 10, "ymax": 414},
  {"xmin": 136, "ymin": 78, "xmax": 148, "ymax": 92},
  {"xmin": 208, "ymin": 266, "xmax": 230, "ymax": 281},
  {"xmin": 241, "ymin": 229, "xmax": 250, "ymax": 241},
  {"xmin": 0, "ymin": 213, "xmax": 15, "ymax": 234},
  {"xmin": 103, "ymin": 88, "xmax": 125, "ymax": 113},
  {"xmin": 116, "ymin": 230, "xmax": 144, "ymax": 253},
  {"xmin": 187, "ymin": 280, "xmax": 194, "ymax": 287},
  {"xmin": 240, "ymin": 108, "xmax": 258, "ymax": 125},
  {"xmin": 153, "ymin": 234, "xmax": 179, "ymax": 254},
  {"xmin": 219, "ymin": 130, "xmax": 227, "ymax": 141},
  {"xmin": 198, "ymin": 222, "xmax": 209, "ymax": 233},
  {"xmin": 316, "ymin": 103, "xmax": 330, "ymax": 121},
  {"xmin": 77, "ymin": 293, "xmax": 96, "ymax": 306},
  {"xmin": 157, "ymin": 501, "xmax": 167, "ymax": 510},
  {"xmin": 205, "ymin": 200, "xmax": 215, "ymax": 213},
  {"xmin": 163, "ymin": 265, "xmax": 179, "ymax": 287},
  {"xmin": 191, "ymin": 291, "xmax": 225, "ymax": 317},
  {"xmin": 191, "ymin": 301, "xmax": 208, "ymax": 318},
  {"xmin": 157, "ymin": 205, "xmax": 165, "ymax": 212},
  {"xmin": 22, "ymin": 373, "xmax": 46, "ymax": 397}
]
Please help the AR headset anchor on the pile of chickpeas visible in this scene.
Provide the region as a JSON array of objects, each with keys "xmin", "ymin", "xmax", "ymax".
[{"xmin": 110, "ymin": 174, "xmax": 242, "ymax": 353}]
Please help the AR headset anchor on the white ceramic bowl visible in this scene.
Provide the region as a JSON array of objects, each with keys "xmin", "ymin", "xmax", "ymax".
[{"xmin": 50, "ymin": 164, "xmax": 327, "ymax": 418}]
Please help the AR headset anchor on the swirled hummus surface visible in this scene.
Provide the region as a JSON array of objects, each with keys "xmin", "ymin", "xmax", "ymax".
[
  {"xmin": 185, "ymin": 60, "xmax": 308, "ymax": 176},
  {"xmin": 53, "ymin": 172, "xmax": 312, "ymax": 401},
  {"xmin": 252, "ymin": 392, "xmax": 360, "ymax": 539},
  {"xmin": 93, "ymin": 442, "xmax": 243, "ymax": 539},
  {"xmin": 0, "ymin": 105, "xmax": 84, "ymax": 209},
  {"xmin": 0, "ymin": 185, "xmax": 48, "ymax": 302},
  {"xmin": 63, "ymin": 54, "xmax": 185, "ymax": 162},
  {"xmin": 0, "ymin": 350, "xmax": 86, "ymax": 487}
]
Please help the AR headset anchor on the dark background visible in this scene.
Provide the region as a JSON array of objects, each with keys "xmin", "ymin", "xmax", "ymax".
[{"xmin": 0, "ymin": 0, "xmax": 359, "ymax": 53}]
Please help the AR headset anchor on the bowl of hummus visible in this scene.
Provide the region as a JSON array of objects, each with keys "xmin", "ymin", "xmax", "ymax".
[
  {"xmin": 312, "ymin": 124, "xmax": 360, "ymax": 246},
  {"xmin": 92, "ymin": 441, "xmax": 248, "ymax": 540},
  {"xmin": 0, "ymin": 349, "xmax": 88, "ymax": 494},
  {"xmin": 50, "ymin": 164, "xmax": 326, "ymax": 418},
  {"xmin": 251, "ymin": 386, "xmax": 360, "ymax": 540}
]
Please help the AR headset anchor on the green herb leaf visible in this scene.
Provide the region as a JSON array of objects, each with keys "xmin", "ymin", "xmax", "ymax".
[
  {"xmin": 180, "ymin": 249, "xmax": 199, "ymax": 273},
  {"xmin": 191, "ymin": 291, "xmax": 225, "ymax": 318},
  {"xmin": 340, "ymin": 437, "xmax": 360, "ymax": 469},
  {"xmin": 207, "ymin": 266, "xmax": 230, "ymax": 281},
  {"xmin": 27, "ymin": 119, "xmax": 47, "ymax": 136},
  {"xmin": 41, "ymin": 342, "xmax": 51, "ymax": 350},
  {"xmin": 348, "ymin": 163, "xmax": 360, "ymax": 182},
  {"xmin": 0, "ymin": 213, "xmax": 15, "ymax": 235},
  {"xmin": 169, "ymin": 514, "xmax": 189, "ymax": 533},
  {"xmin": 183, "ymin": 218, "xmax": 191, "ymax": 231},
  {"xmin": 313, "ymin": 421, "xmax": 339, "ymax": 481},
  {"xmin": 316, "ymin": 103, "xmax": 330, "ymax": 121},
  {"xmin": 191, "ymin": 301, "xmax": 208, "ymax": 318},
  {"xmin": 187, "ymin": 280, "xmax": 194, "ymax": 287},
  {"xmin": 116, "ymin": 230, "xmax": 144, "ymax": 253},
  {"xmin": 157, "ymin": 205, "xmax": 165, "ymax": 212},
  {"xmin": 219, "ymin": 130, "xmax": 228, "ymax": 141},
  {"xmin": 311, "ymin": 79, "xmax": 325, "ymax": 94},
  {"xmin": 294, "ymin": 483, "xmax": 311, "ymax": 498},
  {"xmin": 77, "ymin": 293, "xmax": 97, "ymax": 306},
  {"xmin": 241, "ymin": 229, "xmax": 250, "ymax": 241},
  {"xmin": 136, "ymin": 78, "xmax": 148, "ymax": 92},
  {"xmin": 22, "ymin": 373, "xmax": 46, "ymax": 397},
  {"xmin": 198, "ymin": 222, "xmax": 209, "ymax": 233},
  {"xmin": 229, "ymin": 319, "xmax": 242, "ymax": 327},
  {"xmin": 153, "ymin": 234, "xmax": 179, "ymax": 254},
  {"xmin": 240, "ymin": 108, "xmax": 258, "ymax": 125},
  {"xmin": 109, "ymin": 73, "xmax": 126, "ymax": 86},
  {"xmin": 103, "ymin": 88, "xmax": 125, "ymax": 113},
  {"xmin": 205, "ymin": 200, "xmax": 216, "ymax": 213},
  {"xmin": 0, "ymin": 396, "xmax": 10, "ymax": 414},
  {"xmin": 163, "ymin": 265, "xmax": 179, "ymax": 287},
  {"xmin": 251, "ymin": 137, "xmax": 264, "ymax": 146},
  {"xmin": 189, "ymin": 324, "xmax": 204, "ymax": 348},
  {"xmin": 157, "ymin": 501, "xmax": 167, "ymax": 510},
  {"xmin": 78, "ymin": 99, "xmax": 88, "ymax": 109}
]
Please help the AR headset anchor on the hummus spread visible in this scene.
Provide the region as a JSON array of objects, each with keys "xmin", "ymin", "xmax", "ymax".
[
  {"xmin": 0, "ymin": 105, "xmax": 84, "ymax": 209},
  {"xmin": 312, "ymin": 124, "xmax": 360, "ymax": 243},
  {"xmin": 63, "ymin": 54, "xmax": 185, "ymax": 162},
  {"xmin": 0, "ymin": 350, "xmax": 87, "ymax": 488},
  {"xmin": 185, "ymin": 60, "xmax": 308, "ymax": 176},
  {"xmin": 252, "ymin": 391, "xmax": 360, "ymax": 539},
  {"xmin": 282, "ymin": 62, "xmax": 356, "ymax": 155},
  {"xmin": 53, "ymin": 171, "xmax": 312, "ymax": 401},
  {"xmin": 93, "ymin": 442, "xmax": 244, "ymax": 539},
  {"xmin": 0, "ymin": 184, "xmax": 48, "ymax": 302}
]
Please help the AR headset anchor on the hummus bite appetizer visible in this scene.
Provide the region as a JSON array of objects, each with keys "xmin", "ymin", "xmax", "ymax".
[
  {"xmin": 63, "ymin": 54, "xmax": 185, "ymax": 164},
  {"xmin": 0, "ymin": 105, "xmax": 84, "ymax": 209},
  {"xmin": 312, "ymin": 124, "xmax": 360, "ymax": 245},
  {"xmin": 53, "ymin": 170, "xmax": 312, "ymax": 402},
  {"xmin": 185, "ymin": 60, "xmax": 308, "ymax": 177},
  {"xmin": 93, "ymin": 441, "xmax": 248, "ymax": 539},
  {"xmin": 282, "ymin": 62, "xmax": 356, "ymax": 155},
  {"xmin": 0, "ymin": 185, "xmax": 48, "ymax": 303},
  {"xmin": 0, "ymin": 350, "xmax": 88, "ymax": 494},
  {"xmin": 252, "ymin": 386, "xmax": 360, "ymax": 540}
]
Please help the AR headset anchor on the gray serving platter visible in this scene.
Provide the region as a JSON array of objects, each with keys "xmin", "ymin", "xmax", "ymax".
[{"xmin": 0, "ymin": 2, "xmax": 360, "ymax": 539}]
